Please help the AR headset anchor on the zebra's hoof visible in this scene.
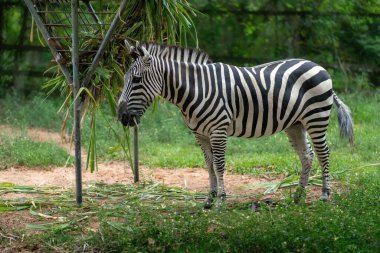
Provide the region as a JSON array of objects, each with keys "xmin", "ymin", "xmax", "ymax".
[
  {"xmin": 319, "ymin": 188, "xmax": 330, "ymax": 201},
  {"xmin": 203, "ymin": 199, "xmax": 214, "ymax": 209},
  {"xmin": 319, "ymin": 194, "xmax": 329, "ymax": 201},
  {"xmin": 319, "ymin": 193, "xmax": 330, "ymax": 201},
  {"xmin": 203, "ymin": 192, "xmax": 217, "ymax": 209},
  {"xmin": 293, "ymin": 187, "xmax": 306, "ymax": 203},
  {"xmin": 214, "ymin": 194, "xmax": 227, "ymax": 211}
]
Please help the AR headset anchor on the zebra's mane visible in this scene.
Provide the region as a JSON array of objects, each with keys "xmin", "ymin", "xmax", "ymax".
[{"xmin": 139, "ymin": 42, "xmax": 212, "ymax": 64}]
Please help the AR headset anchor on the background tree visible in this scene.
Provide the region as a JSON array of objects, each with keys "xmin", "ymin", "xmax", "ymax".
[
  {"xmin": 1, "ymin": 0, "xmax": 378, "ymax": 170},
  {"xmin": 191, "ymin": 0, "xmax": 379, "ymax": 88}
]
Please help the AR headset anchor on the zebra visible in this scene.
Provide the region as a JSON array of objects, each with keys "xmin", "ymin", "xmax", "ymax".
[{"xmin": 117, "ymin": 41, "xmax": 354, "ymax": 207}]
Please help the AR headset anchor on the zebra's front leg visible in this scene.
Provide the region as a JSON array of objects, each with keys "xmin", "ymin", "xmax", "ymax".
[
  {"xmin": 210, "ymin": 131, "xmax": 228, "ymax": 207},
  {"xmin": 194, "ymin": 134, "xmax": 217, "ymax": 208}
]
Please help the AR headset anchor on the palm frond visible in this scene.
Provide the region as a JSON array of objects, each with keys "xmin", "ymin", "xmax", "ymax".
[{"xmin": 42, "ymin": 0, "xmax": 198, "ymax": 173}]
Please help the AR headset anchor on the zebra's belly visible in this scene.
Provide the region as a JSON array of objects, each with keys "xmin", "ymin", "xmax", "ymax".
[{"xmin": 226, "ymin": 118, "xmax": 288, "ymax": 138}]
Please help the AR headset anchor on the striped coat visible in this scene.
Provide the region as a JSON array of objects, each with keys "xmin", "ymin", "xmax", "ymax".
[{"xmin": 118, "ymin": 43, "xmax": 354, "ymax": 207}]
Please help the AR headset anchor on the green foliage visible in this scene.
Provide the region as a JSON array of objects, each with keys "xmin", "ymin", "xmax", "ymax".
[
  {"xmin": 2, "ymin": 0, "xmax": 201, "ymax": 171},
  {"xmin": 0, "ymin": 135, "xmax": 73, "ymax": 168},
  {"xmin": 2, "ymin": 0, "xmax": 379, "ymax": 172},
  {"xmin": 191, "ymin": 0, "xmax": 380, "ymax": 87},
  {"xmin": 0, "ymin": 4, "xmax": 52, "ymax": 97},
  {"xmin": 36, "ymin": 0, "xmax": 201, "ymax": 172},
  {"xmin": 0, "ymin": 93, "xmax": 66, "ymax": 131},
  {"xmin": 43, "ymin": 0, "xmax": 200, "ymax": 101}
]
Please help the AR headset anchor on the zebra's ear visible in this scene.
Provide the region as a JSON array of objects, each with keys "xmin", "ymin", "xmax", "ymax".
[
  {"xmin": 136, "ymin": 45, "xmax": 149, "ymax": 57},
  {"xmin": 125, "ymin": 40, "xmax": 139, "ymax": 59},
  {"xmin": 124, "ymin": 39, "xmax": 134, "ymax": 51},
  {"xmin": 130, "ymin": 48, "xmax": 140, "ymax": 60},
  {"xmin": 138, "ymin": 46, "xmax": 152, "ymax": 69}
]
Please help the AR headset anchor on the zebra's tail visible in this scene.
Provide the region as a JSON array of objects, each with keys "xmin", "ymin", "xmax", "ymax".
[{"xmin": 333, "ymin": 91, "xmax": 354, "ymax": 146}]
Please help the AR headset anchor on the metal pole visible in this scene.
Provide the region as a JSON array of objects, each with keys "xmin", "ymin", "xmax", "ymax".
[
  {"xmin": 133, "ymin": 126, "xmax": 139, "ymax": 183},
  {"xmin": 85, "ymin": 2, "xmax": 103, "ymax": 25},
  {"xmin": 23, "ymin": 0, "xmax": 72, "ymax": 84},
  {"xmin": 81, "ymin": 0, "xmax": 129, "ymax": 91},
  {"xmin": 72, "ymin": 0, "xmax": 82, "ymax": 205}
]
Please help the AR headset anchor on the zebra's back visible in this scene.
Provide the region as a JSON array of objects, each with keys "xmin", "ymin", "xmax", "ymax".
[{"xmin": 223, "ymin": 59, "xmax": 333, "ymax": 138}]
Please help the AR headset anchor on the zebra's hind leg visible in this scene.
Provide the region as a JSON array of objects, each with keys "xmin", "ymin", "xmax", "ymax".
[
  {"xmin": 195, "ymin": 134, "xmax": 217, "ymax": 209},
  {"xmin": 209, "ymin": 130, "xmax": 228, "ymax": 208},
  {"xmin": 307, "ymin": 130, "xmax": 331, "ymax": 201},
  {"xmin": 285, "ymin": 123, "xmax": 314, "ymax": 203}
]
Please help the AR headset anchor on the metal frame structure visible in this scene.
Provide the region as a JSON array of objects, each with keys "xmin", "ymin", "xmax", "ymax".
[{"xmin": 23, "ymin": 0, "xmax": 139, "ymax": 205}]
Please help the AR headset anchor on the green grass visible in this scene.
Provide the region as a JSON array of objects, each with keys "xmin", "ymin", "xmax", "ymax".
[
  {"xmin": 0, "ymin": 134, "xmax": 73, "ymax": 168},
  {"xmin": 0, "ymin": 90, "xmax": 379, "ymax": 252},
  {"xmin": 0, "ymin": 94, "xmax": 66, "ymax": 131},
  {"xmin": 135, "ymin": 90, "xmax": 380, "ymax": 178},
  {"xmin": 0, "ymin": 95, "xmax": 73, "ymax": 168},
  {"xmin": 0, "ymin": 90, "xmax": 379, "ymax": 176},
  {"xmin": 1, "ymin": 168, "xmax": 378, "ymax": 252}
]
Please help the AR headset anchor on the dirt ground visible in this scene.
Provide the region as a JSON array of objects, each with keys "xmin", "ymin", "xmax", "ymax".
[
  {"xmin": 0, "ymin": 125, "xmax": 280, "ymax": 243},
  {"xmin": 1, "ymin": 125, "xmax": 323, "ymax": 252},
  {"xmin": 0, "ymin": 125, "xmax": 281, "ymax": 196}
]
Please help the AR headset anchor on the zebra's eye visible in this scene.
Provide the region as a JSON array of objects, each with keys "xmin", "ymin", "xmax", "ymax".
[{"xmin": 132, "ymin": 75, "xmax": 142, "ymax": 83}]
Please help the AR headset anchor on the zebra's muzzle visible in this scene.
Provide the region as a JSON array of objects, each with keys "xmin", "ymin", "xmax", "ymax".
[{"xmin": 119, "ymin": 111, "xmax": 140, "ymax": 127}]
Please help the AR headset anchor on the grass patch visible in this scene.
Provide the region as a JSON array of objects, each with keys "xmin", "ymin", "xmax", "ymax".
[
  {"xmin": 136, "ymin": 90, "xmax": 380, "ymax": 178},
  {"xmin": 0, "ymin": 91, "xmax": 378, "ymax": 252},
  {"xmin": 1, "ymin": 169, "xmax": 379, "ymax": 252},
  {"xmin": 0, "ymin": 134, "xmax": 73, "ymax": 168},
  {"xmin": 0, "ymin": 94, "xmax": 66, "ymax": 131},
  {"xmin": 0, "ymin": 90, "xmax": 379, "ymax": 176}
]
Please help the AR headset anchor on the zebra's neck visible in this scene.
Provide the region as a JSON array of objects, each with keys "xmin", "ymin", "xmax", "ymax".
[{"xmin": 161, "ymin": 59, "xmax": 198, "ymax": 110}]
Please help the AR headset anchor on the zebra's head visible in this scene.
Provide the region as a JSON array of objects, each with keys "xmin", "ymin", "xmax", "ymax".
[{"xmin": 117, "ymin": 41, "xmax": 161, "ymax": 127}]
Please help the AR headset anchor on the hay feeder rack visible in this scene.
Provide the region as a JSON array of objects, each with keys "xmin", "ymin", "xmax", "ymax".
[{"xmin": 23, "ymin": 0, "xmax": 139, "ymax": 205}]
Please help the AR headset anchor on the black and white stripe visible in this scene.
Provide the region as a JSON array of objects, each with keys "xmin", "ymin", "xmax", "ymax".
[{"xmin": 118, "ymin": 43, "xmax": 354, "ymax": 204}]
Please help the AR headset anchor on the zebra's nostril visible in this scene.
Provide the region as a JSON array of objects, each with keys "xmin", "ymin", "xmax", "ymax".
[
  {"xmin": 118, "ymin": 109, "xmax": 126, "ymax": 122},
  {"xmin": 118, "ymin": 110, "xmax": 139, "ymax": 127},
  {"xmin": 117, "ymin": 100, "xmax": 130, "ymax": 116},
  {"xmin": 120, "ymin": 112, "xmax": 130, "ymax": 126}
]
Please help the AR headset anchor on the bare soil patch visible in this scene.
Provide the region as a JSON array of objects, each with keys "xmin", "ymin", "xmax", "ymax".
[
  {"xmin": 0, "ymin": 125, "xmax": 321, "ymax": 250},
  {"xmin": 0, "ymin": 124, "xmax": 281, "ymax": 196},
  {"xmin": 0, "ymin": 124, "xmax": 324, "ymax": 202},
  {"xmin": 0, "ymin": 163, "xmax": 278, "ymax": 196}
]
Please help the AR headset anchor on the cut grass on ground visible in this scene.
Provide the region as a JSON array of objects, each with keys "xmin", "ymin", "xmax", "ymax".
[
  {"xmin": 0, "ymin": 168, "xmax": 379, "ymax": 252},
  {"xmin": 0, "ymin": 90, "xmax": 379, "ymax": 252}
]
